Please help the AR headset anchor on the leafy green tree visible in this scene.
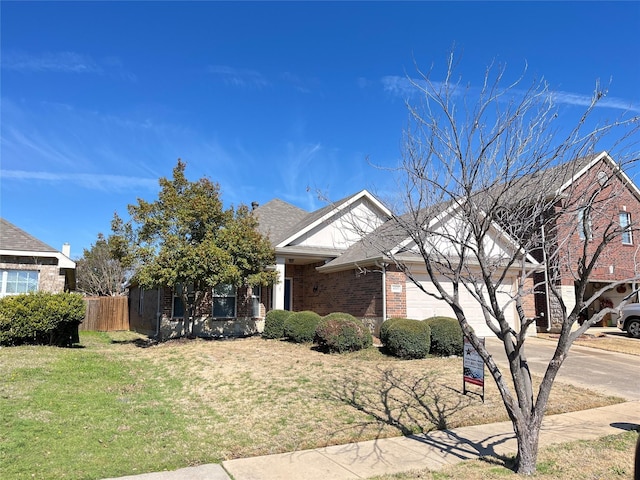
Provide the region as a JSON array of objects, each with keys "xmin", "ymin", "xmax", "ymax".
[
  {"xmin": 112, "ymin": 159, "xmax": 277, "ymax": 336},
  {"xmin": 76, "ymin": 233, "xmax": 128, "ymax": 296}
]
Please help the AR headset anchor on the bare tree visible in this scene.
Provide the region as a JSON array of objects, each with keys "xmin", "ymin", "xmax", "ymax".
[
  {"xmin": 369, "ymin": 53, "xmax": 640, "ymax": 474},
  {"xmin": 76, "ymin": 233, "xmax": 128, "ymax": 296}
]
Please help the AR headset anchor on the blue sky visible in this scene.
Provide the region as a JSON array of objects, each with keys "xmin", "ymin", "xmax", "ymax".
[{"xmin": 1, "ymin": 1, "xmax": 639, "ymax": 258}]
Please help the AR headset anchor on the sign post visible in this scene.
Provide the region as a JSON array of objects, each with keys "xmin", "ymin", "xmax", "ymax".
[{"xmin": 463, "ymin": 335, "xmax": 485, "ymax": 402}]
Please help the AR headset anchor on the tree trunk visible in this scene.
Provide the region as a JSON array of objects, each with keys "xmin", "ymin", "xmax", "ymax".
[{"xmin": 514, "ymin": 418, "xmax": 541, "ymax": 475}]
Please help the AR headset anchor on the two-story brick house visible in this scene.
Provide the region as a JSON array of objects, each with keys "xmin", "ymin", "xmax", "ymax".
[{"xmin": 529, "ymin": 151, "xmax": 640, "ymax": 331}]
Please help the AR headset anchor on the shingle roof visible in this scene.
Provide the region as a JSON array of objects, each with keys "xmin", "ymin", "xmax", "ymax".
[
  {"xmin": 253, "ymin": 191, "xmax": 374, "ymax": 248},
  {"xmin": 0, "ymin": 218, "xmax": 57, "ymax": 253},
  {"xmin": 321, "ymin": 155, "xmax": 611, "ymax": 272},
  {"xmin": 253, "ymin": 199, "xmax": 309, "ymax": 245}
]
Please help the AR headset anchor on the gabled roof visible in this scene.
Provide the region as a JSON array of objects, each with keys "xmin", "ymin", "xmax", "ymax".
[
  {"xmin": 554, "ymin": 151, "xmax": 640, "ymax": 200},
  {"xmin": 509, "ymin": 151, "xmax": 640, "ymax": 201},
  {"xmin": 253, "ymin": 199, "xmax": 309, "ymax": 245},
  {"xmin": 254, "ymin": 190, "xmax": 392, "ymax": 250},
  {"xmin": 0, "ymin": 218, "xmax": 75, "ymax": 269},
  {"xmin": 0, "ymin": 218, "xmax": 58, "ymax": 252},
  {"xmin": 318, "ymin": 199, "xmax": 539, "ymax": 273}
]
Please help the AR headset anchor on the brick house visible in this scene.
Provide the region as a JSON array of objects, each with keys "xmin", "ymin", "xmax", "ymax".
[
  {"xmin": 0, "ymin": 218, "xmax": 76, "ymax": 297},
  {"xmin": 255, "ymin": 190, "xmax": 533, "ymax": 337},
  {"xmin": 529, "ymin": 151, "xmax": 640, "ymax": 331},
  {"xmin": 129, "ymin": 152, "xmax": 638, "ymax": 339}
]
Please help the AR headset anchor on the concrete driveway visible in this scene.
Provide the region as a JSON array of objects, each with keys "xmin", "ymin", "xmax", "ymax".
[{"xmin": 485, "ymin": 336, "xmax": 640, "ymax": 400}]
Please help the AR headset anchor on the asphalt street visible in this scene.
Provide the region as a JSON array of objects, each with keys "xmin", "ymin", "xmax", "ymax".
[{"xmin": 485, "ymin": 335, "xmax": 640, "ymax": 401}]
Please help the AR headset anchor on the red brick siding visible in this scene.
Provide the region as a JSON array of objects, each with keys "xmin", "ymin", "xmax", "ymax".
[
  {"xmin": 385, "ymin": 267, "xmax": 407, "ymax": 318},
  {"xmin": 554, "ymin": 160, "xmax": 640, "ymax": 286},
  {"xmin": 284, "ymin": 263, "xmax": 383, "ymax": 317}
]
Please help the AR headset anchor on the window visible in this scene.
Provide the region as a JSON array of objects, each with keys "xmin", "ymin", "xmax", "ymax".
[
  {"xmin": 578, "ymin": 207, "xmax": 592, "ymax": 241},
  {"xmin": 250, "ymin": 286, "xmax": 261, "ymax": 317},
  {"xmin": 137, "ymin": 288, "xmax": 145, "ymax": 315},
  {"xmin": 1, "ymin": 270, "xmax": 39, "ymax": 297},
  {"xmin": 620, "ymin": 212, "xmax": 633, "ymax": 244},
  {"xmin": 213, "ymin": 284, "xmax": 236, "ymax": 318},
  {"xmin": 172, "ymin": 285, "xmax": 185, "ymax": 318}
]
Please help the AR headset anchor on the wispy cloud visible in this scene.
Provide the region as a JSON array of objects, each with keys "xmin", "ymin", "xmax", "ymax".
[
  {"xmin": 207, "ymin": 65, "xmax": 270, "ymax": 88},
  {"xmin": 0, "ymin": 170, "xmax": 158, "ymax": 192},
  {"xmin": 551, "ymin": 90, "xmax": 640, "ymax": 113},
  {"xmin": 2, "ymin": 50, "xmax": 136, "ymax": 80},
  {"xmin": 2, "ymin": 51, "xmax": 101, "ymax": 73},
  {"xmin": 381, "ymin": 75, "xmax": 640, "ymax": 113}
]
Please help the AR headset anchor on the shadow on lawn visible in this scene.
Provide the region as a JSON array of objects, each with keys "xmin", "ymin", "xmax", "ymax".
[
  {"xmin": 329, "ymin": 365, "xmax": 475, "ymax": 435},
  {"xmin": 325, "ymin": 364, "xmax": 516, "ymax": 468}
]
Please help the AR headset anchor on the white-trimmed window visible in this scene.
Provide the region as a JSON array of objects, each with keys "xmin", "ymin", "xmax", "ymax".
[
  {"xmin": 620, "ymin": 211, "xmax": 633, "ymax": 244},
  {"xmin": 251, "ymin": 286, "xmax": 261, "ymax": 317},
  {"xmin": 1, "ymin": 270, "xmax": 39, "ymax": 297},
  {"xmin": 213, "ymin": 284, "xmax": 236, "ymax": 318}
]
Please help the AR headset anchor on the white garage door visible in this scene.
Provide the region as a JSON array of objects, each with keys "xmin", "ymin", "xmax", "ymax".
[{"xmin": 405, "ymin": 274, "xmax": 516, "ymax": 337}]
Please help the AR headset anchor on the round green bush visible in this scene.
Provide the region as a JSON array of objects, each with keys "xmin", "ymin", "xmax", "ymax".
[
  {"xmin": 383, "ymin": 318, "xmax": 431, "ymax": 359},
  {"xmin": 315, "ymin": 313, "xmax": 372, "ymax": 353},
  {"xmin": 379, "ymin": 317, "xmax": 405, "ymax": 345},
  {"xmin": 283, "ymin": 310, "xmax": 322, "ymax": 343},
  {"xmin": 425, "ymin": 316, "xmax": 463, "ymax": 356},
  {"xmin": 262, "ymin": 309, "xmax": 292, "ymax": 339},
  {"xmin": 0, "ymin": 292, "xmax": 85, "ymax": 346}
]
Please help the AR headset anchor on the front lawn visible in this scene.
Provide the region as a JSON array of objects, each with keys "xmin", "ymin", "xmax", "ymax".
[{"xmin": 0, "ymin": 332, "xmax": 624, "ymax": 479}]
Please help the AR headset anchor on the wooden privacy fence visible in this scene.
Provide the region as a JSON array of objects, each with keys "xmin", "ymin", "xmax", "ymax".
[{"xmin": 81, "ymin": 296, "xmax": 130, "ymax": 331}]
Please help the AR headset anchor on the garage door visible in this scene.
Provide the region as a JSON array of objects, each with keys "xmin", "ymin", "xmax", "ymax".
[{"xmin": 405, "ymin": 274, "xmax": 516, "ymax": 337}]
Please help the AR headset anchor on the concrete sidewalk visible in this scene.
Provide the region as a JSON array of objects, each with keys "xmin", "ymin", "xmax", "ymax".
[{"xmin": 105, "ymin": 401, "xmax": 639, "ymax": 480}]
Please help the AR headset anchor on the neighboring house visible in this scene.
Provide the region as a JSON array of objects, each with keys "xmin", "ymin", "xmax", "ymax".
[
  {"xmin": 0, "ymin": 218, "xmax": 76, "ymax": 297},
  {"xmin": 527, "ymin": 151, "xmax": 640, "ymax": 331}
]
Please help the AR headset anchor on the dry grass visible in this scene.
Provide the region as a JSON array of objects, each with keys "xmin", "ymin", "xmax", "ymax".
[
  {"xmin": 369, "ymin": 430, "xmax": 639, "ymax": 479},
  {"xmin": 90, "ymin": 335, "xmax": 622, "ymax": 460},
  {"xmin": 537, "ymin": 331, "xmax": 640, "ymax": 356}
]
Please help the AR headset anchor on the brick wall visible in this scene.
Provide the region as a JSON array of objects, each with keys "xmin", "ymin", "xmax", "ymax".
[
  {"xmin": 554, "ymin": 160, "xmax": 640, "ymax": 285},
  {"xmin": 0, "ymin": 256, "xmax": 66, "ymax": 293},
  {"xmin": 385, "ymin": 267, "xmax": 407, "ymax": 318},
  {"xmin": 285, "ymin": 262, "xmax": 383, "ymax": 317},
  {"xmin": 546, "ymin": 159, "xmax": 640, "ymax": 330}
]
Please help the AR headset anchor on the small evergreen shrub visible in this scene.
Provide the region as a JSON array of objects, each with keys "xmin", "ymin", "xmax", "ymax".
[
  {"xmin": 315, "ymin": 313, "xmax": 372, "ymax": 353},
  {"xmin": 379, "ymin": 317, "xmax": 404, "ymax": 345},
  {"xmin": 0, "ymin": 292, "xmax": 85, "ymax": 346},
  {"xmin": 383, "ymin": 318, "xmax": 431, "ymax": 359},
  {"xmin": 262, "ymin": 309, "xmax": 292, "ymax": 339},
  {"xmin": 283, "ymin": 310, "xmax": 322, "ymax": 343},
  {"xmin": 426, "ymin": 316, "xmax": 463, "ymax": 356}
]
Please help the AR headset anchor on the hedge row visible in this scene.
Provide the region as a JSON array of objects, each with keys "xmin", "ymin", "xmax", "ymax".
[
  {"xmin": 380, "ymin": 316, "xmax": 462, "ymax": 359},
  {"xmin": 0, "ymin": 292, "xmax": 86, "ymax": 346},
  {"xmin": 263, "ymin": 310, "xmax": 371, "ymax": 353},
  {"xmin": 263, "ymin": 310, "xmax": 462, "ymax": 359}
]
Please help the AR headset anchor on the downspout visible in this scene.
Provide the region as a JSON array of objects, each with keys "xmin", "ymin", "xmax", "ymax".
[
  {"xmin": 375, "ymin": 260, "xmax": 387, "ymax": 322},
  {"xmin": 155, "ymin": 287, "xmax": 161, "ymax": 339},
  {"xmin": 541, "ymin": 224, "xmax": 551, "ymax": 332}
]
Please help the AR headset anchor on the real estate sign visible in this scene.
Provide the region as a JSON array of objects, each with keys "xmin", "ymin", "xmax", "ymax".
[{"xmin": 463, "ymin": 336, "xmax": 485, "ymax": 400}]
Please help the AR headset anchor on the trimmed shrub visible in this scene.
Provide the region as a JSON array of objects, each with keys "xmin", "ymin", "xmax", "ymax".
[
  {"xmin": 0, "ymin": 292, "xmax": 85, "ymax": 346},
  {"xmin": 315, "ymin": 313, "xmax": 373, "ymax": 353},
  {"xmin": 426, "ymin": 316, "xmax": 463, "ymax": 356},
  {"xmin": 383, "ymin": 318, "xmax": 431, "ymax": 359},
  {"xmin": 283, "ymin": 310, "xmax": 322, "ymax": 343},
  {"xmin": 262, "ymin": 309, "xmax": 292, "ymax": 339},
  {"xmin": 379, "ymin": 317, "xmax": 404, "ymax": 345}
]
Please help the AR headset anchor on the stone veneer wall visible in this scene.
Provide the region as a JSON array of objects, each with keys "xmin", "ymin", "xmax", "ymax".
[{"xmin": 0, "ymin": 256, "xmax": 66, "ymax": 293}]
